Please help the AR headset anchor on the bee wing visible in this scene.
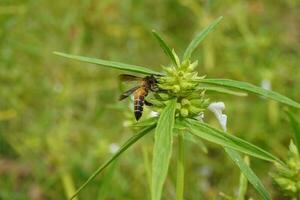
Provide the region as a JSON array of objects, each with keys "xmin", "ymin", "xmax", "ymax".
[
  {"xmin": 119, "ymin": 74, "xmax": 143, "ymax": 82},
  {"xmin": 119, "ymin": 86, "xmax": 140, "ymax": 101}
]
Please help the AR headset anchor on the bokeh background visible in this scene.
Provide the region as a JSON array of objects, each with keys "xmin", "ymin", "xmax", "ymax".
[{"xmin": 1, "ymin": 0, "xmax": 300, "ymax": 199}]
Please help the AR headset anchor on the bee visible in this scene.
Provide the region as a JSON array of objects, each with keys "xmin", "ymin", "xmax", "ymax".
[{"xmin": 119, "ymin": 74, "xmax": 159, "ymax": 121}]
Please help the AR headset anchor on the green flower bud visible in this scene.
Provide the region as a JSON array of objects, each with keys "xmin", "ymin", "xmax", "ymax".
[
  {"xmin": 181, "ymin": 98, "xmax": 190, "ymax": 106},
  {"xmin": 187, "ymin": 60, "xmax": 198, "ymax": 72},
  {"xmin": 275, "ymin": 177, "xmax": 297, "ymax": 192},
  {"xmin": 181, "ymin": 59, "xmax": 190, "ymax": 69},
  {"xmin": 180, "ymin": 82, "xmax": 195, "ymax": 90},
  {"xmin": 176, "ymin": 103, "xmax": 182, "ymax": 110},
  {"xmin": 158, "ymin": 84, "xmax": 173, "ymax": 90},
  {"xmin": 172, "ymin": 85, "xmax": 181, "ymax": 93},
  {"xmin": 189, "ymin": 105, "xmax": 204, "ymax": 114},
  {"xmin": 186, "ymin": 91, "xmax": 206, "ymax": 99},
  {"xmin": 289, "ymin": 141, "xmax": 299, "ymax": 156},
  {"xmin": 177, "ymin": 71, "xmax": 184, "ymax": 77},
  {"xmin": 162, "ymin": 66, "xmax": 176, "ymax": 75},
  {"xmin": 159, "ymin": 76, "xmax": 176, "ymax": 83},
  {"xmin": 180, "ymin": 108, "xmax": 189, "ymax": 117},
  {"xmin": 271, "ymin": 140, "xmax": 300, "ymax": 199},
  {"xmin": 189, "ymin": 99, "xmax": 203, "ymax": 106},
  {"xmin": 184, "ymin": 72, "xmax": 198, "ymax": 79}
]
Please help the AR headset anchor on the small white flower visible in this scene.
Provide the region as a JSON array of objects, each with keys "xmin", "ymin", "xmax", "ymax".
[
  {"xmin": 109, "ymin": 143, "xmax": 120, "ymax": 154},
  {"xmin": 149, "ymin": 111, "xmax": 159, "ymax": 117},
  {"xmin": 208, "ymin": 102, "xmax": 227, "ymax": 132},
  {"xmin": 261, "ymin": 79, "xmax": 272, "ymax": 91}
]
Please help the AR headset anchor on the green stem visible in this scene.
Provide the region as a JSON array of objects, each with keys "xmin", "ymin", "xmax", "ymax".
[{"xmin": 176, "ymin": 132, "xmax": 185, "ymax": 200}]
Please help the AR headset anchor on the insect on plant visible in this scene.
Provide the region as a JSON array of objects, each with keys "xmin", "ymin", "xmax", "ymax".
[
  {"xmin": 118, "ymin": 74, "xmax": 160, "ymax": 121},
  {"xmin": 54, "ymin": 16, "xmax": 300, "ymax": 200}
]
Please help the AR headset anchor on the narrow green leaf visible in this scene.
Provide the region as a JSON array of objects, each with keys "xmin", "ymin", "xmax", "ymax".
[
  {"xmin": 183, "ymin": 16, "xmax": 223, "ymax": 61},
  {"xmin": 96, "ymin": 161, "xmax": 117, "ymax": 200},
  {"xmin": 70, "ymin": 125, "xmax": 156, "ymax": 200},
  {"xmin": 151, "ymin": 99, "xmax": 177, "ymax": 200},
  {"xmin": 53, "ymin": 51, "xmax": 163, "ymax": 76},
  {"xmin": 176, "ymin": 132, "xmax": 185, "ymax": 200},
  {"xmin": 225, "ymin": 149, "xmax": 271, "ymax": 200},
  {"xmin": 152, "ymin": 30, "xmax": 177, "ymax": 65},
  {"xmin": 197, "ymin": 85, "xmax": 248, "ymax": 97},
  {"xmin": 237, "ymin": 156, "xmax": 248, "ymax": 200},
  {"xmin": 286, "ymin": 111, "xmax": 300, "ymax": 150},
  {"xmin": 198, "ymin": 79, "xmax": 300, "ymax": 109},
  {"xmin": 184, "ymin": 118, "xmax": 283, "ymax": 164}
]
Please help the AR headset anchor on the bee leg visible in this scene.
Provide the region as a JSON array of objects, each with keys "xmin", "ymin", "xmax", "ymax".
[{"xmin": 144, "ymin": 100, "xmax": 153, "ymax": 106}]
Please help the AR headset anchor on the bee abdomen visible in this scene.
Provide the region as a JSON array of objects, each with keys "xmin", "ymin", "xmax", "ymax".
[{"xmin": 134, "ymin": 96, "xmax": 144, "ymax": 121}]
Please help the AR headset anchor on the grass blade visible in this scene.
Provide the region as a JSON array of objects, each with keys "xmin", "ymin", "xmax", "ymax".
[
  {"xmin": 152, "ymin": 30, "xmax": 177, "ymax": 65},
  {"xmin": 151, "ymin": 99, "xmax": 177, "ymax": 200},
  {"xmin": 183, "ymin": 16, "xmax": 223, "ymax": 61},
  {"xmin": 286, "ymin": 111, "xmax": 300, "ymax": 150},
  {"xmin": 184, "ymin": 118, "xmax": 283, "ymax": 164},
  {"xmin": 198, "ymin": 79, "xmax": 300, "ymax": 108},
  {"xmin": 53, "ymin": 51, "xmax": 163, "ymax": 75},
  {"xmin": 70, "ymin": 125, "xmax": 156, "ymax": 200},
  {"xmin": 225, "ymin": 149, "xmax": 271, "ymax": 200}
]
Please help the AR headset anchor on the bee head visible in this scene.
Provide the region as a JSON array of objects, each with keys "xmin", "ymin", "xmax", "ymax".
[{"xmin": 146, "ymin": 75, "xmax": 159, "ymax": 91}]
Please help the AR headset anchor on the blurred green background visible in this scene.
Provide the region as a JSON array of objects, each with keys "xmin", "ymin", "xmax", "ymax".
[{"xmin": 1, "ymin": 0, "xmax": 299, "ymax": 199}]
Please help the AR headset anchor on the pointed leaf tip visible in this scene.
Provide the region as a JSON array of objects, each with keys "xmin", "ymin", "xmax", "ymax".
[
  {"xmin": 151, "ymin": 31, "xmax": 177, "ymax": 66},
  {"xmin": 183, "ymin": 16, "xmax": 223, "ymax": 60},
  {"xmin": 53, "ymin": 51, "xmax": 163, "ymax": 75}
]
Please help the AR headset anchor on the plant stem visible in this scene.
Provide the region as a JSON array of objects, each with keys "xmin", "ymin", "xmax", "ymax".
[{"xmin": 176, "ymin": 132, "xmax": 185, "ymax": 200}]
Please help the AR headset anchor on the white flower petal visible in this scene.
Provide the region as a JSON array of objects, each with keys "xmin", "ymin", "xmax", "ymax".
[
  {"xmin": 208, "ymin": 102, "xmax": 227, "ymax": 132},
  {"xmin": 150, "ymin": 111, "xmax": 159, "ymax": 117},
  {"xmin": 261, "ymin": 79, "xmax": 272, "ymax": 91},
  {"xmin": 109, "ymin": 143, "xmax": 120, "ymax": 154}
]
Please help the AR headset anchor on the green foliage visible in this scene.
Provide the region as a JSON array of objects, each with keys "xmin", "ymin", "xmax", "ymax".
[
  {"xmin": 271, "ymin": 141, "xmax": 300, "ymax": 199},
  {"xmin": 70, "ymin": 125, "xmax": 156, "ymax": 199},
  {"xmin": 199, "ymin": 79, "xmax": 300, "ymax": 109},
  {"xmin": 225, "ymin": 151, "xmax": 271, "ymax": 200},
  {"xmin": 151, "ymin": 99, "xmax": 176, "ymax": 200},
  {"xmin": 183, "ymin": 16, "xmax": 223, "ymax": 61},
  {"xmin": 1, "ymin": 1, "xmax": 300, "ymax": 200},
  {"xmin": 151, "ymin": 30, "xmax": 177, "ymax": 66},
  {"xmin": 54, "ymin": 52, "xmax": 162, "ymax": 75},
  {"xmin": 286, "ymin": 111, "xmax": 300, "ymax": 150},
  {"xmin": 197, "ymin": 85, "xmax": 248, "ymax": 97},
  {"xmin": 182, "ymin": 118, "xmax": 282, "ymax": 164},
  {"xmin": 53, "ymin": 16, "xmax": 298, "ymax": 200}
]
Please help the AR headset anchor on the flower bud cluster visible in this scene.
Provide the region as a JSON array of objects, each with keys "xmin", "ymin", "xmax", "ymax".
[
  {"xmin": 271, "ymin": 141, "xmax": 300, "ymax": 199},
  {"xmin": 148, "ymin": 53, "xmax": 210, "ymax": 118}
]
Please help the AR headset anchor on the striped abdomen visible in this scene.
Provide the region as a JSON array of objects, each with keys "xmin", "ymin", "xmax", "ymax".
[{"xmin": 133, "ymin": 88, "xmax": 148, "ymax": 121}]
